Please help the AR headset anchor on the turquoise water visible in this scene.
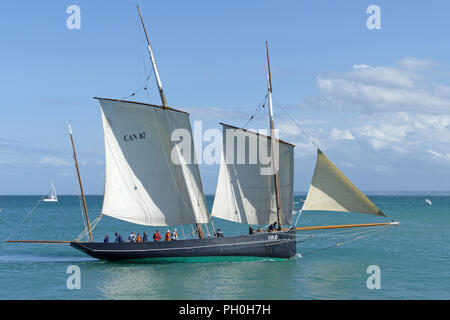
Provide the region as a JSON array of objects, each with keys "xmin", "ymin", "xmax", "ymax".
[{"xmin": 0, "ymin": 194, "xmax": 448, "ymax": 300}]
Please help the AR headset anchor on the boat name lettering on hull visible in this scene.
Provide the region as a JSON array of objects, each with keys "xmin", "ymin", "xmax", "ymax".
[
  {"xmin": 124, "ymin": 132, "xmax": 146, "ymax": 142},
  {"xmin": 268, "ymin": 235, "xmax": 278, "ymax": 240}
]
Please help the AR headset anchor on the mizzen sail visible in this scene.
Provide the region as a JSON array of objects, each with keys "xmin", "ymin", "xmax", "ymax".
[
  {"xmin": 211, "ymin": 123, "xmax": 294, "ymax": 225},
  {"xmin": 97, "ymin": 97, "xmax": 209, "ymax": 226},
  {"xmin": 302, "ymin": 149, "xmax": 385, "ymax": 217}
]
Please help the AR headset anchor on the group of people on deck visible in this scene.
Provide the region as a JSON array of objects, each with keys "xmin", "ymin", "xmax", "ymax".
[
  {"xmin": 248, "ymin": 221, "xmax": 279, "ymax": 234},
  {"xmin": 104, "ymin": 223, "xmax": 278, "ymax": 243},
  {"xmin": 104, "ymin": 229, "xmax": 179, "ymax": 243},
  {"xmin": 158, "ymin": 229, "xmax": 178, "ymax": 241}
]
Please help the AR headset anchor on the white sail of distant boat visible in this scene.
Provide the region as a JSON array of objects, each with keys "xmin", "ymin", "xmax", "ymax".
[
  {"xmin": 43, "ymin": 182, "xmax": 58, "ymax": 202},
  {"xmin": 425, "ymin": 199, "xmax": 432, "ymax": 205}
]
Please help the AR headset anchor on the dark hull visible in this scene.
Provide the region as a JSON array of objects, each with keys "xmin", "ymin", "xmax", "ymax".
[{"xmin": 70, "ymin": 230, "xmax": 297, "ymax": 262}]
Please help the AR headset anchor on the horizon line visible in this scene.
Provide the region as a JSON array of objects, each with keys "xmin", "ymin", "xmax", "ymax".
[{"xmin": 2, "ymin": 190, "xmax": 450, "ymax": 196}]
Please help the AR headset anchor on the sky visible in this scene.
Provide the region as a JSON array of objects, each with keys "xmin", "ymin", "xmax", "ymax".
[{"xmin": 1, "ymin": 0, "xmax": 450, "ymax": 195}]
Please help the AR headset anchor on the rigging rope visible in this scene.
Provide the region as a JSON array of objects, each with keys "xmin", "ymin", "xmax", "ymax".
[
  {"xmin": 121, "ymin": 70, "xmax": 153, "ymax": 100},
  {"xmin": 5, "ymin": 197, "xmax": 43, "ymax": 241},
  {"xmin": 272, "ymin": 97, "xmax": 321, "ymax": 150},
  {"xmin": 243, "ymin": 94, "xmax": 268, "ymax": 129},
  {"xmin": 294, "ymin": 209, "xmax": 303, "ymax": 227},
  {"xmin": 75, "ymin": 214, "xmax": 103, "ymax": 242},
  {"xmin": 78, "ymin": 192, "xmax": 87, "ymax": 231},
  {"xmin": 298, "ymin": 225, "xmax": 392, "ymax": 256}
]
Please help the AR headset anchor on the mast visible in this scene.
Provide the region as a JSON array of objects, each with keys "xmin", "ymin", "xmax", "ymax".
[
  {"xmin": 69, "ymin": 125, "xmax": 93, "ymax": 242},
  {"xmin": 135, "ymin": 7, "xmax": 205, "ymax": 238},
  {"xmin": 266, "ymin": 41, "xmax": 283, "ymax": 230},
  {"xmin": 137, "ymin": 5, "xmax": 168, "ymax": 108}
]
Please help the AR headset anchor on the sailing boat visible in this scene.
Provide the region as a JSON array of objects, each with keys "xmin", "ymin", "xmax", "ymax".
[
  {"xmin": 42, "ymin": 182, "xmax": 58, "ymax": 202},
  {"xmin": 5, "ymin": 6, "xmax": 398, "ymax": 261},
  {"xmin": 69, "ymin": 7, "xmax": 297, "ymax": 261}
]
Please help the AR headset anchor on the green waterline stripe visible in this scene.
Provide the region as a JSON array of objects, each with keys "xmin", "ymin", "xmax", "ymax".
[{"xmin": 109, "ymin": 256, "xmax": 288, "ymax": 264}]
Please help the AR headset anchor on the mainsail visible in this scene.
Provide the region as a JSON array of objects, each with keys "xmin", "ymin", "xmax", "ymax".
[
  {"xmin": 97, "ymin": 97, "xmax": 209, "ymax": 226},
  {"xmin": 211, "ymin": 123, "xmax": 294, "ymax": 225},
  {"xmin": 302, "ymin": 149, "xmax": 385, "ymax": 216}
]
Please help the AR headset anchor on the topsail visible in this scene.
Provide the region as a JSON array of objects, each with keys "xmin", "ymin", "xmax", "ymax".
[
  {"xmin": 97, "ymin": 97, "xmax": 209, "ymax": 226},
  {"xmin": 302, "ymin": 149, "xmax": 385, "ymax": 216}
]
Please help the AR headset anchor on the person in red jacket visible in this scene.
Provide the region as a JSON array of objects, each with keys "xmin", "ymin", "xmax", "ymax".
[
  {"xmin": 165, "ymin": 230, "xmax": 171, "ymax": 241},
  {"xmin": 153, "ymin": 230, "xmax": 162, "ymax": 242}
]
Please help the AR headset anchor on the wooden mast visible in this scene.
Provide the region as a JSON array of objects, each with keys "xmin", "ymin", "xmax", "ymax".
[
  {"xmin": 136, "ymin": 6, "xmax": 204, "ymax": 239},
  {"xmin": 266, "ymin": 41, "xmax": 283, "ymax": 231},
  {"xmin": 137, "ymin": 5, "xmax": 168, "ymax": 108},
  {"xmin": 69, "ymin": 125, "xmax": 93, "ymax": 242}
]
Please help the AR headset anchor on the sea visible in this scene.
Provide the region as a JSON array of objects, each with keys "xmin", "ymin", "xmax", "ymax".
[{"xmin": 0, "ymin": 194, "xmax": 448, "ymax": 300}]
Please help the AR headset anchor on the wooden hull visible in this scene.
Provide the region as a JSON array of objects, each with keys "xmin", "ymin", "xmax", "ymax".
[{"xmin": 70, "ymin": 230, "xmax": 297, "ymax": 262}]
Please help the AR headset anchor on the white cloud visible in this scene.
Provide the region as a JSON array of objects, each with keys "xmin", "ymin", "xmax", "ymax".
[
  {"xmin": 427, "ymin": 149, "xmax": 450, "ymax": 161},
  {"xmin": 339, "ymin": 161, "xmax": 355, "ymax": 168},
  {"xmin": 396, "ymin": 57, "xmax": 439, "ymax": 71},
  {"xmin": 353, "ymin": 64, "xmax": 371, "ymax": 69},
  {"xmin": 183, "ymin": 105, "xmax": 246, "ymax": 121},
  {"xmin": 240, "ymin": 57, "xmax": 450, "ymax": 189},
  {"xmin": 357, "ymin": 124, "xmax": 411, "ymax": 149},
  {"xmin": 39, "ymin": 157, "xmax": 71, "ymax": 167},
  {"xmin": 277, "ymin": 122, "xmax": 302, "ymax": 138},
  {"xmin": 330, "ymin": 128, "xmax": 355, "ymax": 141},
  {"xmin": 310, "ymin": 58, "xmax": 450, "ymax": 114}
]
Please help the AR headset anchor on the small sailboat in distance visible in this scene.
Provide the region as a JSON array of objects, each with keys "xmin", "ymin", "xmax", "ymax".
[
  {"xmin": 425, "ymin": 199, "xmax": 432, "ymax": 205},
  {"xmin": 42, "ymin": 182, "xmax": 58, "ymax": 202}
]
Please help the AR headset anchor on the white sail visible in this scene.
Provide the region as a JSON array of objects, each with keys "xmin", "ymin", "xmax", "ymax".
[
  {"xmin": 97, "ymin": 97, "xmax": 209, "ymax": 226},
  {"xmin": 43, "ymin": 182, "xmax": 58, "ymax": 202},
  {"xmin": 302, "ymin": 149, "xmax": 385, "ymax": 216},
  {"xmin": 50, "ymin": 182, "xmax": 57, "ymax": 199},
  {"xmin": 211, "ymin": 124, "xmax": 294, "ymax": 225}
]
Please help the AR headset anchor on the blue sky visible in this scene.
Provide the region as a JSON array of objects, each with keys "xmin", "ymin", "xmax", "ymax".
[{"xmin": 1, "ymin": 0, "xmax": 450, "ymax": 194}]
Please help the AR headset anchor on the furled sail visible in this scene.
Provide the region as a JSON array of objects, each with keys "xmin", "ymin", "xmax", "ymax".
[
  {"xmin": 302, "ymin": 149, "xmax": 385, "ymax": 216},
  {"xmin": 211, "ymin": 123, "xmax": 294, "ymax": 225},
  {"xmin": 97, "ymin": 97, "xmax": 209, "ymax": 226}
]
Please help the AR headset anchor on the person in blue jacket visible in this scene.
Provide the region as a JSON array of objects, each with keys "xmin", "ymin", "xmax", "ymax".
[{"xmin": 114, "ymin": 232, "xmax": 124, "ymax": 243}]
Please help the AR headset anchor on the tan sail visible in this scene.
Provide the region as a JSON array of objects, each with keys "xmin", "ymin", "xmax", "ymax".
[{"xmin": 302, "ymin": 149, "xmax": 385, "ymax": 217}]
